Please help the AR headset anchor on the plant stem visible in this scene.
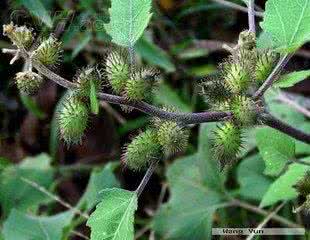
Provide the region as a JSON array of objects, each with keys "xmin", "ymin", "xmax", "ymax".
[
  {"xmin": 135, "ymin": 161, "xmax": 158, "ymax": 198},
  {"xmin": 254, "ymin": 54, "xmax": 292, "ymax": 99},
  {"xmin": 247, "ymin": 0, "xmax": 256, "ymax": 34},
  {"xmin": 211, "ymin": 0, "xmax": 263, "ymax": 17}
]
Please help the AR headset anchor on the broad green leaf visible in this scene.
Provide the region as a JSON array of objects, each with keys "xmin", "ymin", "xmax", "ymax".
[
  {"xmin": 105, "ymin": 0, "xmax": 152, "ymax": 47},
  {"xmin": 256, "ymin": 127, "xmax": 295, "ymax": 176},
  {"xmin": 20, "ymin": 94, "xmax": 45, "ymax": 120},
  {"xmin": 0, "ymin": 154, "xmax": 54, "ymax": 216},
  {"xmin": 261, "ymin": 0, "xmax": 310, "ymax": 52},
  {"xmin": 275, "ymin": 70, "xmax": 310, "ymax": 88},
  {"xmin": 19, "ymin": 0, "xmax": 53, "ymax": 28},
  {"xmin": 79, "ymin": 163, "xmax": 120, "ymax": 210},
  {"xmin": 3, "ymin": 209, "xmax": 73, "ymax": 240},
  {"xmin": 87, "ymin": 188, "xmax": 137, "ymax": 240},
  {"xmin": 135, "ymin": 36, "xmax": 175, "ymax": 72},
  {"xmin": 257, "ymin": 31, "xmax": 277, "ymax": 49},
  {"xmin": 237, "ymin": 155, "xmax": 273, "ymax": 201},
  {"xmin": 260, "ymin": 157, "xmax": 310, "ymax": 207},
  {"xmin": 153, "ymin": 83, "xmax": 192, "ymax": 112},
  {"xmin": 90, "ymin": 80, "xmax": 99, "ymax": 114},
  {"xmin": 153, "ymin": 154, "xmax": 224, "ymax": 240},
  {"xmin": 198, "ymin": 123, "xmax": 226, "ymax": 191}
]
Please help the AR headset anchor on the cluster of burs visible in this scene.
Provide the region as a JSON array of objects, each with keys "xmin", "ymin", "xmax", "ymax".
[
  {"xmin": 3, "ymin": 22, "xmax": 189, "ymax": 171},
  {"xmin": 200, "ymin": 30, "xmax": 279, "ymax": 169}
]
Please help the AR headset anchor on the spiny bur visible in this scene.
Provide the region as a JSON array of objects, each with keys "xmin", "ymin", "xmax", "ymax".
[
  {"xmin": 123, "ymin": 130, "xmax": 161, "ymax": 171},
  {"xmin": 157, "ymin": 121, "xmax": 189, "ymax": 156},
  {"xmin": 15, "ymin": 71, "xmax": 43, "ymax": 95},
  {"xmin": 3, "ymin": 22, "xmax": 34, "ymax": 49},
  {"xmin": 223, "ymin": 62, "xmax": 251, "ymax": 94},
  {"xmin": 201, "ymin": 77, "xmax": 231, "ymax": 105},
  {"xmin": 256, "ymin": 50, "xmax": 278, "ymax": 84},
  {"xmin": 124, "ymin": 68, "xmax": 156, "ymax": 101},
  {"xmin": 58, "ymin": 94, "xmax": 89, "ymax": 145},
  {"xmin": 32, "ymin": 36, "xmax": 62, "ymax": 66},
  {"xmin": 74, "ymin": 66, "xmax": 102, "ymax": 97},
  {"xmin": 105, "ymin": 49, "xmax": 129, "ymax": 94},
  {"xmin": 230, "ymin": 96, "xmax": 257, "ymax": 126},
  {"xmin": 293, "ymin": 171, "xmax": 310, "ymax": 197},
  {"xmin": 212, "ymin": 122, "xmax": 243, "ymax": 170}
]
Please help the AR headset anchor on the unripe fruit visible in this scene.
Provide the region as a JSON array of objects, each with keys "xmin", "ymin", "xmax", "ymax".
[
  {"xmin": 3, "ymin": 22, "xmax": 34, "ymax": 49},
  {"xmin": 74, "ymin": 66, "xmax": 102, "ymax": 96},
  {"xmin": 105, "ymin": 50, "xmax": 129, "ymax": 94},
  {"xmin": 15, "ymin": 71, "xmax": 43, "ymax": 95},
  {"xmin": 123, "ymin": 130, "xmax": 161, "ymax": 171},
  {"xmin": 201, "ymin": 77, "xmax": 231, "ymax": 104},
  {"xmin": 124, "ymin": 70, "xmax": 150, "ymax": 101},
  {"xmin": 32, "ymin": 36, "xmax": 62, "ymax": 66},
  {"xmin": 58, "ymin": 95, "xmax": 89, "ymax": 145},
  {"xmin": 223, "ymin": 62, "xmax": 251, "ymax": 94},
  {"xmin": 238, "ymin": 30, "xmax": 256, "ymax": 51},
  {"xmin": 230, "ymin": 96, "xmax": 257, "ymax": 126},
  {"xmin": 256, "ymin": 50, "xmax": 278, "ymax": 84},
  {"xmin": 157, "ymin": 121, "xmax": 189, "ymax": 156},
  {"xmin": 293, "ymin": 171, "xmax": 310, "ymax": 197},
  {"xmin": 212, "ymin": 122, "xmax": 243, "ymax": 170}
]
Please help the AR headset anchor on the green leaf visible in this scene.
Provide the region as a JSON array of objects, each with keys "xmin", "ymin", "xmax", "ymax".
[
  {"xmin": 71, "ymin": 32, "xmax": 92, "ymax": 59},
  {"xmin": 153, "ymin": 83, "xmax": 192, "ymax": 112},
  {"xmin": 90, "ymin": 79, "xmax": 99, "ymax": 114},
  {"xmin": 257, "ymin": 31, "xmax": 277, "ymax": 49},
  {"xmin": 79, "ymin": 163, "xmax": 120, "ymax": 210},
  {"xmin": 0, "ymin": 154, "xmax": 54, "ymax": 216},
  {"xmin": 3, "ymin": 209, "xmax": 73, "ymax": 240},
  {"xmin": 19, "ymin": 0, "xmax": 53, "ymax": 28},
  {"xmin": 153, "ymin": 154, "xmax": 224, "ymax": 240},
  {"xmin": 261, "ymin": 0, "xmax": 310, "ymax": 52},
  {"xmin": 20, "ymin": 94, "xmax": 45, "ymax": 120},
  {"xmin": 87, "ymin": 188, "xmax": 137, "ymax": 240},
  {"xmin": 237, "ymin": 155, "xmax": 273, "ymax": 201},
  {"xmin": 256, "ymin": 127, "xmax": 295, "ymax": 176},
  {"xmin": 275, "ymin": 70, "xmax": 310, "ymax": 88},
  {"xmin": 135, "ymin": 36, "xmax": 175, "ymax": 72},
  {"xmin": 260, "ymin": 157, "xmax": 310, "ymax": 207},
  {"xmin": 105, "ymin": 0, "xmax": 152, "ymax": 47},
  {"xmin": 296, "ymin": 122, "xmax": 310, "ymax": 155}
]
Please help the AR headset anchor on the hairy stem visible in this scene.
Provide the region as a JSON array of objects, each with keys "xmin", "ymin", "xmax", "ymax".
[
  {"xmin": 211, "ymin": 0, "xmax": 263, "ymax": 17},
  {"xmin": 135, "ymin": 161, "xmax": 158, "ymax": 197},
  {"xmin": 247, "ymin": 0, "xmax": 256, "ymax": 34}
]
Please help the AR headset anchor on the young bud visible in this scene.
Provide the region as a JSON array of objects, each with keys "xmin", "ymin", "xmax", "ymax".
[
  {"xmin": 212, "ymin": 122, "xmax": 243, "ymax": 170},
  {"xmin": 157, "ymin": 121, "xmax": 189, "ymax": 156},
  {"xmin": 123, "ymin": 130, "xmax": 161, "ymax": 171},
  {"xmin": 74, "ymin": 66, "xmax": 102, "ymax": 97},
  {"xmin": 223, "ymin": 62, "xmax": 251, "ymax": 94},
  {"xmin": 3, "ymin": 22, "xmax": 34, "ymax": 49},
  {"xmin": 58, "ymin": 95, "xmax": 89, "ymax": 145},
  {"xmin": 255, "ymin": 50, "xmax": 278, "ymax": 84},
  {"xmin": 238, "ymin": 30, "xmax": 256, "ymax": 51},
  {"xmin": 231, "ymin": 96, "xmax": 257, "ymax": 126},
  {"xmin": 105, "ymin": 50, "xmax": 129, "ymax": 94},
  {"xmin": 15, "ymin": 71, "xmax": 43, "ymax": 95},
  {"xmin": 32, "ymin": 36, "xmax": 62, "ymax": 66},
  {"xmin": 293, "ymin": 171, "xmax": 310, "ymax": 197}
]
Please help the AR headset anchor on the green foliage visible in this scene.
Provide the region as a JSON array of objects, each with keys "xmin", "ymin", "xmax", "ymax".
[
  {"xmin": 0, "ymin": 154, "xmax": 54, "ymax": 216},
  {"xmin": 237, "ymin": 154, "xmax": 272, "ymax": 201},
  {"xmin": 261, "ymin": 0, "xmax": 310, "ymax": 52},
  {"xmin": 123, "ymin": 129, "xmax": 161, "ymax": 171},
  {"xmin": 260, "ymin": 157, "xmax": 310, "ymax": 208},
  {"xmin": 20, "ymin": 94, "xmax": 45, "ymax": 119},
  {"xmin": 153, "ymin": 154, "xmax": 224, "ymax": 240},
  {"xmin": 256, "ymin": 127, "xmax": 295, "ymax": 176},
  {"xmin": 3, "ymin": 209, "xmax": 73, "ymax": 240},
  {"xmin": 275, "ymin": 70, "xmax": 310, "ymax": 88},
  {"xmin": 79, "ymin": 163, "xmax": 120, "ymax": 209},
  {"xmin": 105, "ymin": 0, "xmax": 152, "ymax": 47},
  {"xmin": 87, "ymin": 188, "xmax": 138, "ymax": 240},
  {"xmin": 18, "ymin": 0, "xmax": 53, "ymax": 27}
]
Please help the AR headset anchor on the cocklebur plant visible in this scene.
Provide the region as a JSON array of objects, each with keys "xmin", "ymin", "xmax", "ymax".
[{"xmin": 293, "ymin": 171, "xmax": 310, "ymax": 213}]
